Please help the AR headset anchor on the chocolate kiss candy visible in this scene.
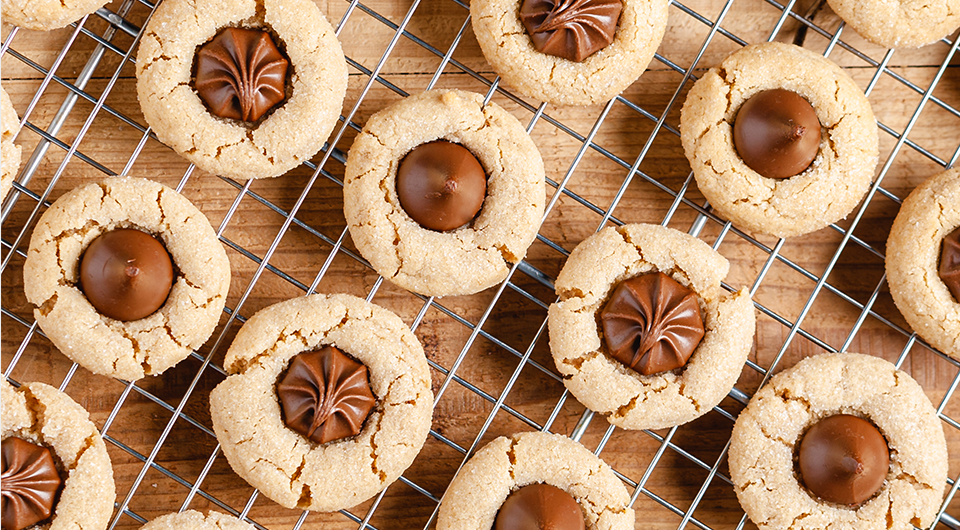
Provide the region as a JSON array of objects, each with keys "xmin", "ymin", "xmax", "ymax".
[
  {"xmin": 277, "ymin": 346, "xmax": 377, "ymax": 444},
  {"xmin": 939, "ymin": 227, "xmax": 960, "ymax": 302},
  {"xmin": 599, "ymin": 272, "xmax": 705, "ymax": 376},
  {"xmin": 494, "ymin": 483, "xmax": 585, "ymax": 530},
  {"xmin": 1, "ymin": 437, "xmax": 63, "ymax": 530},
  {"xmin": 195, "ymin": 27, "xmax": 289, "ymax": 122},
  {"xmin": 798, "ymin": 414, "xmax": 889, "ymax": 505},
  {"xmin": 79, "ymin": 228, "xmax": 175, "ymax": 322},
  {"xmin": 396, "ymin": 141, "xmax": 487, "ymax": 232},
  {"xmin": 519, "ymin": 0, "xmax": 622, "ymax": 63},
  {"xmin": 733, "ymin": 88, "xmax": 821, "ymax": 180}
]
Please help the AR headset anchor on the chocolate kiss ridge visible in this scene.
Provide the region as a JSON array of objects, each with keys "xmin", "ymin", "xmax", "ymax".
[
  {"xmin": 276, "ymin": 346, "xmax": 377, "ymax": 445},
  {"xmin": 520, "ymin": 0, "xmax": 622, "ymax": 63},
  {"xmin": 940, "ymin": 227, "xmax": 960, "ymax": 302},
  {"xmin": 1, "ymin": 438, "xmax": 63, "ymax": 530},
  {"xmin": 195, "ymin": 27, "xmax": 289, "ymax": 122},
  {"xmin": 599, "ymin": 272, "xmax": 705, "ymax": 376}
]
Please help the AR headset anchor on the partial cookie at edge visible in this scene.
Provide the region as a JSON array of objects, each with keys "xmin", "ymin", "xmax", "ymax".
[
  {"xmin": 437, "ymin": 431, "xmax": 634, "ymax": 530},
  {"xmin": 886, "ymin": 167, "xmax": 960, "ymax": 358},
  {"xmin": 728, "ymin": 353, "xmax": 948, "ymax": 530},
  {"xmin": 2, "ymin": 86, "xmax": 22, "ymax": 202},
  {"xmin": 136, "ymin": 0, "xmax": 347, "ymax": 180},
  {"xmin": 470, "ymin": 0, "xmax": 668, "ymax": 106},
  {"xmin": 2, "ymin": 0, "xmax": 109, "ymax": 31},
  {"xmin": 826, "ymin": 0, "xmax": 960, "ymax": 49},
  {"xmin": 2, "ymin": 380, "xmax": 116, "ymax": 530},
  {"xmin": 139, "ymin": 511, "xmax": 255, "ymax": 530}
]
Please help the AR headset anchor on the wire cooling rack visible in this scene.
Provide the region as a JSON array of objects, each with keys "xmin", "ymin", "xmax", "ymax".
[{"xmin": 2, "ymin": 0, "xmax": 959, "ymax": 529}]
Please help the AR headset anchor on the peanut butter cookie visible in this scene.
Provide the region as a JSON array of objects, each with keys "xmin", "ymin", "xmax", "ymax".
[
  {"xmin": 729, "ymin": 353, "xmax": 948, "ymax": 530},
  {"xmin": 343, "ymin": 89, "xmax": 545, "ymax": 297},
  {"xmin": 886, "ymin": 167, "xmax": 960, "ymax": 358},
  {"xmin": 2, "ymin": 380, "xmax": 115, "ymax": 530},
  {"xmin": 680, "ymin": 42, "xmax": 879, "ymax": 238},
  {"xmin": 22, "ymin": 177, "xmax": 231, "ymax": 380},
  {"xmin": 548, "ymin": 223, "xmax": 755, "ymax": 431},
  {"xmin": 209, "ymin": 294, "xmax": 434, "ymax": 512},
  {"xmin": 136, "ymin": 0, "xmax": 347, "ymax": 180},
  {"xmin": 437, "ymin": 432, "xmax": 633, "ymax": 530}
]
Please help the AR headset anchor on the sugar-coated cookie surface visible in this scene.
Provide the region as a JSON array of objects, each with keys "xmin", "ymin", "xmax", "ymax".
[
  {"xmin": 138, "ymin": 511, "xmax": 254, "ymax": 530},
  {"xmin": 729, "ymin": 353, "xmax": 948, "ymax": 530},
  {"xmin": 826, "ymin": 0, "xmax": 960, "ymax": 49},
  {"xmin": 1, "ymin": 86, "xmax": 21, "ymax": 202},
  {"xmin": 343, "ymin": 89, "xmax": 545, "ymax": 297},
  {"xmin": 22, "ymin": 177, "xmax": 230, "ymax": 380},
  {"xmin": 136, "ymin": 0, "xmax": 347, "ymax": 180},
  {"xmin": 437, "ymin": 431, "xmax": 634, "ymax": 530},
  {"xmin": 470, "ymin": 0, "xmax": 668, "ymax": 106},
  {"xmin": 209, "ymin": 294, "xmax": 433, "ymax": 512},
  {"xmin": 886, "ymin": 167, "xmax": 960, "ymax": 358},
  {"xmin": 1, "ymin": 0, "xmax": 108, "ymax": 31},
  {"xmin": 2, "ymin": 381, "xmax": 116, "ymax": 530},
  {"xmin": 680, "ymin": 42, "xmax": 879, "ymax": 238}
]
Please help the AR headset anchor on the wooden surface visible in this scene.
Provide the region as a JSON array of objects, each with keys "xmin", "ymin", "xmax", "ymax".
[{"xmin": 2, "ymin": 0, "xmax": 960, "ymax": 529}]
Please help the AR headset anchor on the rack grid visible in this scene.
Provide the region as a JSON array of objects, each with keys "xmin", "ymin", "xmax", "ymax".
[{"xmin": 2, "ymin": 0, "xmax": 959, "ymax": 529}]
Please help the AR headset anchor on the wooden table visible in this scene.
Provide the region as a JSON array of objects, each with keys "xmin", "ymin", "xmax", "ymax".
[{"xmin": 2, "ymin": 0, "xmax": 959, "ymax": 529}]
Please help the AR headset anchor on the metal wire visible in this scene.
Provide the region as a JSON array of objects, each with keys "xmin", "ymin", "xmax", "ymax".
[{"xmin": 2, "ymin": 0, "xmax": 959, "ymax": 529}]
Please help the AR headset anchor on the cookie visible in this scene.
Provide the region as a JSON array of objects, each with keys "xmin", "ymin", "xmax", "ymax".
[
  {"xmin": 2, "ymin": 85, "xmax": 22, "ymax": 202},
  {"xmin": 2, "ymin": 380, "xmax": 115, "ymax": 530},
  {"xmin": 547, "ymin": 223, "xmax": 755, "ymax": 431},
  {"xmin": 136, "ymin": 0, "xmax": 347, "ymax": 180},
  {"xmin": 343, "ymin": 89, "xmax": 545, "ymax": 297},
  {"xmin": 22, "ymin": 177, "xmax": 231, "ymax": 381},
  {"xmin": 209, "ymin": 293, "xmax": 434, "ymax": 512},
  {"xmin": 680, "ymin": 42, "xmax": 879, "ymax": 238},
  {"xmin": 437, "ymin": 431, "xmax": 633, "ymax": 530},
  {"xmin": 470, "ymin": 0, "xmax": 667, "ymax": 106},
  {"xmin": 826, "ymin": 0, "xmax": 960, "ymax": 49},
  {"xmin": 1, "ymin": 0, "xmax": 109, "ymax": 31},
  {"xmin": 886, "ymin": 167, "xmax": 960, "ymax": 358},
  {"xmin": 729, "ymin": 353, "xmax": 948, "ymax": 530},
  {"xmin": 138, "ymin": 511, "xmax": 254, "ymax": 530}
]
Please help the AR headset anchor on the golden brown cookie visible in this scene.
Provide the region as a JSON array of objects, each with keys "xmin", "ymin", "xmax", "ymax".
[
  {"xmin": 548, "ymin": 223, "xmax": 755, "ymax": 430},
  {"xmin": 22, "ymin": 177, "xmax": 231, "ymax": 380},
  {"xmin": 343, "ymin": 89, "xmax": 546, "ymax": 297},
  {"xmin": 138, "ymin": 511, "xmax": 254, "ymax": 530},
  {"xmin": 470, "ymin": 0, "xmax": 668, "ymax": 106},
  {"xmin": 886, "ymin": 167, "xmax": 960, "ymax": 358},
  {"xmin": 680, "ymin": 42, "xmax": 879, "ymax": 238},
  {"xmin": 437, "ymin": 432, "xmax": 634, "ymax": 530},
  {"xmin": 826, "ymin": 0, "xmax": 960, "ymax": 49},
  {"xmin": 136, "ymin": 0, "xmax": 347, "ymax": 180},
  {"xmin": 1, "ymin": 0, "xmax": 109, "ymax": 31},
  {"xmin": 209, "ymin": 294, "xmax": 434, "ymax": 512},
  {"xmin": 2, "ymin": 380, "xmax": 116, "ymax": 530},
  {"xmin": 2, "ymin": 85, "xmax": 22, "ymax": 202},
  {"xmin": 729, "ymin": 353, "xmax": 948, "ymax": 530}
]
